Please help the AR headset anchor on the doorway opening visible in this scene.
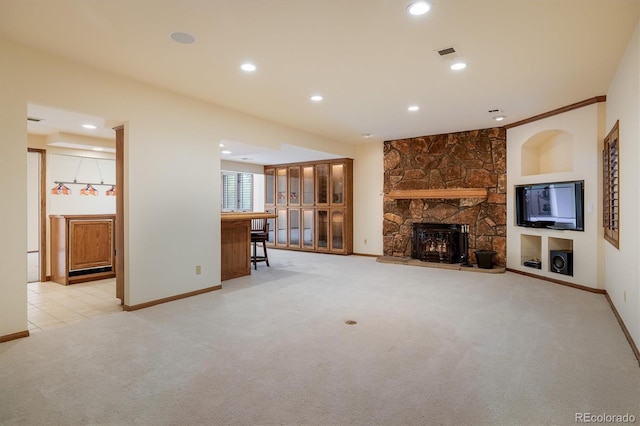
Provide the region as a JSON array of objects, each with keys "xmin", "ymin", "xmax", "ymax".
[{"xmin": 26, "ymin": 103, "xmax": 125, "ymax": 333}]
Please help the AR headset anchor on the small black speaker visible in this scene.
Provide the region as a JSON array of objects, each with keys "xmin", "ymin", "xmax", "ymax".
[{"xmin": 550, "ymin": 250, "xmax": 573, "ymax": 276}]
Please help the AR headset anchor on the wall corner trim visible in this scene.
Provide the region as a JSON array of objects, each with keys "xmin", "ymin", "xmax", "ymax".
[
  {"xmin": 506, "ymin": 268, "xmax": 606, "ymax": 294},
  {"xmin": 604, "ymin": 292, "xmax": 640, "ymax": 367},
  {"xmin": 0, "ymin": 330, "xmax": 30, "ymax": 343},
  {"xmin": 123, "ymin": 284, "xmax": 223, "ymax": 311}
]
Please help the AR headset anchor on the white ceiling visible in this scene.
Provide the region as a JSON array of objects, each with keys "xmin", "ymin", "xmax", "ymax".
[
  {"xmin": 3, "ymin": 0, "xmax": 638, "ymax": 163},
  {"xmin": 27, "ymin": 103, "xmax": 115, "ymax": 139}
]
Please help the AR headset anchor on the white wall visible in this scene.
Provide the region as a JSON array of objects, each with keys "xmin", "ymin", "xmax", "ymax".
[
  {"xmin": 506, "ymin": 103, "xmax": 604, "ymax": 289},
  {"xmin": 352, "ymin": 142, "xmax": 384, "ymax": 255},
  {"xmin": 506, "ymin": 18, "xmax": 640, "ymax": 350},
  {"xmin": 604, "ymin": 20, "xmax": 640, "ymax": 347},
  {"xmin": 0, "ymin": 38, "xmax": 357, "ymax": 338},
  {"xmin": 0, "ymin": 70, "xmax": 28, "ymax": 337},
  {"xmin": 48, "ymin": 154, "xmax": 116, "ymax": 215}
]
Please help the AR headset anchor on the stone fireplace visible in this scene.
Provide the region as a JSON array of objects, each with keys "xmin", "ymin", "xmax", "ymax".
[{"xmin": 383, "ymin": 128, "xmax": 507, "ymax": 266}]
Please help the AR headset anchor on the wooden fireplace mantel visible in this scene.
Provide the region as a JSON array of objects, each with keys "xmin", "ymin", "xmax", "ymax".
[{"xmin": 385, "ymin": 188, "xmax": 488, "ymax": 200}]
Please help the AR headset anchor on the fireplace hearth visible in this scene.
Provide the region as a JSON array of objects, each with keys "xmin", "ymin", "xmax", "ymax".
[{"xmin": 412, "ymin": 223, "xmax": 468, "ymax": 264}]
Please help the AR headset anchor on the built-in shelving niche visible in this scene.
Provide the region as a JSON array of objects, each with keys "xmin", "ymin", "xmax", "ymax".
[
  {"xmin": 520, "ymin": 234, "xmax": 542, "ymax": 267},
  {"xmin": 517, "ymin": 129, "xmax": 577, "ymax": 274},
  {"xmin": 521, "ymin": 130, "xmax": 573, "ymax": 176},
  {"xmin": 548, "ymin": 236, "xmax": 573, "ymax": 252}
]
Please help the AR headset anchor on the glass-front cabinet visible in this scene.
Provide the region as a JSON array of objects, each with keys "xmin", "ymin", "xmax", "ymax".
[
  {"xmin": 302, "ymin": 209, "xmax": 314, "ymax": 249},
  {"xmin": 289, "ymin": 167, "xmax": 300, "ymax": 205},
  {"xmin": 316, "ymin": 164, "xmax": 329, "ymax": 205},
  {"xmin": 276, "ymin": 168, "xmax": 287, "ymax": 206},
  {"xmin": 302, "ymin": 166, "xmax": 314, "ymax": 205},
  {"xmin": 264, "ymin": 158, "xmax": 352, "ymax": 255},
  {"xmin": 331, "ymin": 210, "xmax": 344, "ymax": 251},
  {"xmin": 276, "ymin": 209, "xmax": 287, "ymax": 245},
  {"xmin": 316, "ymin": 209, "xmax": 329, "ymax": 251},
  {"xmin": 289, "ymin": 209, "xmax": 300, "ymax": 248},
  {"xmin": 331, "ymin": 164, "xmax": 344, "ymax": 205},
  {"xmin": 265, "ymin": 169, "xmax": 275, "ymax": 205}
]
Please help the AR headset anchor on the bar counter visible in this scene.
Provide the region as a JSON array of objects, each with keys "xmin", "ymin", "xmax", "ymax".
[{"xmin": 221, "ymin": 212, "xmax": 276, "ymax": 281}]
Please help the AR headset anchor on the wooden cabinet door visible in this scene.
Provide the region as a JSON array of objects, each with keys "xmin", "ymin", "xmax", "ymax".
[
  {"xmin": 276, "ymin": 168, "xmax": 287, "ymax": 206},
  {"xmin": 330, "ymin": 209, "xmax": 345, "ymax": 252},
  {"xmin": 276, "ymin": 208, "xmax": 288, "ymax": 246},
  {"xmin": 302, "ymin": 209, "xmax": 314, "ymax": 249},
  {"xmin": 288, "ymin": 209, "xmax": 301, "ymax": 248},
  {"xmin": 316, "ymin": 164, "xmax": 329, "ymax": 205},
  {"xmin": 69, "ymin": 219, "xmax": 113, "ymax": 271},
  {"xmin": 330, "ymin": 163, "xmax": 345, "ymax": 205},
  {"xmin": 265, "ymin": 168, "xmax": 275, "ymax": 205},
  {"xmin": 316, "ymin": 209, "xmax": 329, "ymax": 251},
  {"xmin": 289, "ymin": 166, "xmax": 300, "ymax": 205},
  {"xmin": 302, "ymin": 166, "xmax": 315, "ymax": 205}
]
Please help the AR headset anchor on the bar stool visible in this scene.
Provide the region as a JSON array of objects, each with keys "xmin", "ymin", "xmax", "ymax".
[{"xmin": 250, "ymin": 219, "xmax": 270, "ymax": 269}]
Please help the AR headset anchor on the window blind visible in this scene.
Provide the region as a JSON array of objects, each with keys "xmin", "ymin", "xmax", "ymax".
[{"xmin": 222, "ymin": 172, "xmax": 253, "ymax": 211}]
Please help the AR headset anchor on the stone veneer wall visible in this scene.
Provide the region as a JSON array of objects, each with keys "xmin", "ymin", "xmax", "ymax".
[{"xmin": 383, "ymin": 128, "xmax": 507, "ymax": 266}]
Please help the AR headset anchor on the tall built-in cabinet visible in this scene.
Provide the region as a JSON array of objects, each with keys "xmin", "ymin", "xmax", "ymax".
[
  {"xmin": 264, "ymin": 159, "xmax": 353, "ymax": 254},
  {"xmin": 506, "ymin": 101, "xmax": 604, "ymax": 289}
]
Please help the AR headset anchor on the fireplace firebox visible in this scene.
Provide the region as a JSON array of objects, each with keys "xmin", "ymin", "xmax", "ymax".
[{"xmin": 412, "ymin": 223, "xmax": 468, "ymax": 264}]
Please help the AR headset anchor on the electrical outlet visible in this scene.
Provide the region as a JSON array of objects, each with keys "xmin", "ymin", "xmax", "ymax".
[{"xmin": 195, "ymin": 265, "xmax": 202, "ymax": 275}]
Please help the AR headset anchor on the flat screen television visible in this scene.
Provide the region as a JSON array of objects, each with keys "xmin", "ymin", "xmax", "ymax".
[{"xmin": 515, "ymin": 180, "xmax": 584, "ymax": 231}]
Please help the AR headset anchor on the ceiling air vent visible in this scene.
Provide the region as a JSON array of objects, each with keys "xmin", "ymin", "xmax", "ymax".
[
  {"xmin": 27, "ymin": 117, "xmax": 43, "ymax": 122},
  {"xmin": 437, "ymin": 47, "xmax": 456, "ymax": 56}
]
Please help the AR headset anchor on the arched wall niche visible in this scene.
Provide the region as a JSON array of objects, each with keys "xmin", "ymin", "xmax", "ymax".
[{"xmin": 521, "ymin": 129, "xmax": 573, "ymax": 176}]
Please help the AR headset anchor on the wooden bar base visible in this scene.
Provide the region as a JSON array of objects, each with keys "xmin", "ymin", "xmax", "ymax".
[{"xmin": 221, "ymin": 212, "xmax": 276, "ymax": 281}]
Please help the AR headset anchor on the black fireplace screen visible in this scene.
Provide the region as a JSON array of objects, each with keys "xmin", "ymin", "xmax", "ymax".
[{"xmin": 412, "ymin": 223, "xmax": 467, "ymax": 264}]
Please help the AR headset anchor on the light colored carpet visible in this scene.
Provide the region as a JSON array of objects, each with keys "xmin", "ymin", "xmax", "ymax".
[{"xmin": 1, "ymin": 250, "xmax": 638, "ymax": 426}]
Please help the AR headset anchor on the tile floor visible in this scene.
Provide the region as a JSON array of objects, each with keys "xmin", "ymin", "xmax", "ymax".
[{"xmin": 27, "ymin": 278, "xmax": 122, "ymax": 334}]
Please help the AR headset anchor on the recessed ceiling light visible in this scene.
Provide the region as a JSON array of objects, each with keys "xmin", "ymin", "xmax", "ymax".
[
  {"xmin": 241, "ymin": 63, "xmax": 257, "ymax": 72},
  {"xmin": 450, "ymin": 61, "xmax": 467, "ymax": 71},
  {"xmin": 310, "ymin": 95, "xmax": 324, "ymax": 102},
  {"xmin": 407, "ymin": 1, "xmax": 431, "ymax": 16},
  {"xmin": 408, "ymin": 105, "xmax": 420, "ymax": 112},
  {"xmin": 361, "ymin": 133, "xmax": 373, "ymax": 139},
  {"xmin": 170, "ymin": 31, "xmax": 196, "ymax": 44},
  {"xmin": 219, "ymin": 143, "xmax": 225, "ymax": 147},
  {"xmin": 82, "ymin": 124, "xmax": 97, "ymax": 129},
  {"xmin": 494, "ymin": 115, "xmax": 506, "ymax": 121},
  {"xmin": 221, "ymin": 150, "xmax": 232, "ymax": 154}
]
